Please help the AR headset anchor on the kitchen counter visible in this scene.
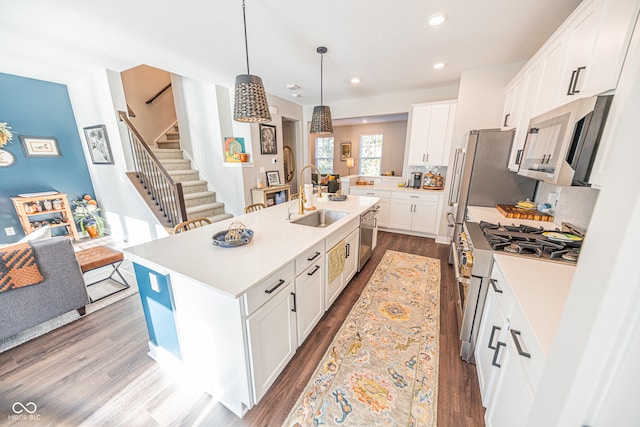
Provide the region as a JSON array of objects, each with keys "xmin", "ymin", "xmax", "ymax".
[
  {"xmin": 351, "ymin": 183, "xmax": 444, "ymax": 193},
  {"xmin": 493, "ymin": 254, "xmax": 575, "ymax": 356},
  {"xmin": 124, "ymin": 194, "xmax": 379, "ymax": 298},
  {"xmin": 467, "ymin": 206, "xmax": 562, "ymax": 229}
]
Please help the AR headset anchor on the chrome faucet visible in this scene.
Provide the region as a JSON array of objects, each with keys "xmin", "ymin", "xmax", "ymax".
[{"xmin": 298, "ymin": 164, "xmax": 322, "ymax": 214}]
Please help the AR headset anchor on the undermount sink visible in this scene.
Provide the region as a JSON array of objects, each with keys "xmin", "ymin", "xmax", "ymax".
[{"xmin": 291, "ymin": 209, "xmax": 348, "ymax": 228}]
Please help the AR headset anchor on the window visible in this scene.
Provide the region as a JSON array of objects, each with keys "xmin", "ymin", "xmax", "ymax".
[
  {"xmin": 359, "ymin": 134, "xmax": 383, "ymax": 176},
  {"xmin": 315, "ymin": 137, "xmax": 334, "ymax": 174}
]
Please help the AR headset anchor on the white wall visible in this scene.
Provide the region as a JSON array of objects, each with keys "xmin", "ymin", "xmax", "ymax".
[
  {"xmin": 435, "ymin": 62, "xmax": 525, "ymax": 242},
  {"xmin": 527, "ymin": 23, "xmax": 640, "ymax": 426},
  {"xmin": 329, "ymin": 121, "xmax": 408, "ymax": 177},
  {"xmin": 67, "ymin": 69, "xmax": 168, "ymax": 244},
  {"xmin": 171, "ymin": 76, "xmax": 246, "ymax": 216},
  {"xmin": 121, "ymin": 65, "xmax": 177, "ymax": 145}
]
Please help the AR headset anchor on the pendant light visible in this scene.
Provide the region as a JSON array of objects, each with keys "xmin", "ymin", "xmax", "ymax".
[
  {"xmin": 233, "ymin": 0, "xmax": 271, "ymax": 123},
  {"xmin": 310, "ymin": 46, "xmax": 333, "ymax": 134}
]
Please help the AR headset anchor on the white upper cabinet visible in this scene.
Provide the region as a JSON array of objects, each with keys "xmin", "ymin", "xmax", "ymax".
[
  {"xmin": 406, "ymin": 101, "xmax": 457, "ymax": 166},
  {"xmin": 503, "ymin": 0, "xmax": 639, "ymax": 173}
]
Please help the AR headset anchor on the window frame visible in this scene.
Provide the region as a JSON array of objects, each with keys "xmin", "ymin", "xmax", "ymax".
[
  {"xmin": 315, "ymin": 136, "xmax": 334, "ymax": 175},
  {"xmin": 359, "ymin": 133, "xmax": 384, "ymax": 176}
]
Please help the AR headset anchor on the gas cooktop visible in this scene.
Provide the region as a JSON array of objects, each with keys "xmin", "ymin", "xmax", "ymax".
[{"xmin": 478, "ymin": 221, "xmax": 583, "ymax": 265}]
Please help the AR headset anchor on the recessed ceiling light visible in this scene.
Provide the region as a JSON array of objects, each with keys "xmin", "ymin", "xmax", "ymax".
[
  {"xmin": 433, "ymin": 63, "xmax": 445, "ymax": 69},
  {"xmin": 428, "ymin": 14, "xmax": 447, "ymax": 26},
  {"xmin": 291, "ymin": 93, "xmax": 302, "ymax": 98},
  {"xmin": 286, "ymin": 83, "xmax": 300, "ymax": 90},
  {"xmin": 363, "ymin": 119, "xmax": 368, "ymax": 123},
  {"xmin": 351, "ymin": 77, "xmax": 361, "ymax": 84}
]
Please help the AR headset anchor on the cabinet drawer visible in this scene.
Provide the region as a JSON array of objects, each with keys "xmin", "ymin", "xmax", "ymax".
[
  {"xmin": 350, "ymin": 188, "xmax": 391, "ymax": 198},
  {"xmin": 490, "ymin": 263, "xmax": 515, "ymax": 317},
  {"xmin": 509, "ymin": 305, "xmax": 546, "ymax": 392},
  {"xmin": 391, "ymin": 191, "xmax": 439, "ymax": 202},
  {"xmin": 244, "ymin": 262, "xmax": 295, "ymax": 315},
  {"xmin": 295, "ymin": 241, "xmax": 324, "ymax": 275}
]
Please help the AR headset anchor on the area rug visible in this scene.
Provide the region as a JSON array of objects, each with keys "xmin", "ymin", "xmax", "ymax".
[{"xmin": 284, "ymin": 250, "xmax": 441, "ymax": 426}]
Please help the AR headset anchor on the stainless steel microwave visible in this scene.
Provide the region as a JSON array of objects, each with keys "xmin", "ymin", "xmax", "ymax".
[{"xmin": 517, "ymin": 95, "xmax": 613, "ymax": 186}]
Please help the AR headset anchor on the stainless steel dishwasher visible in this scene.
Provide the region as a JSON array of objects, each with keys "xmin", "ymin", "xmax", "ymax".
[{"xmin": 358, "ymin": 207, "xmax": 378, "ymax": 271}]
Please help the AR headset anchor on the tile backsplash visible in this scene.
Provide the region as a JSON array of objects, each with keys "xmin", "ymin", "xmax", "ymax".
[{"xmin": 536, "ymin": 182, "xmax": 600, "ymax": 231}]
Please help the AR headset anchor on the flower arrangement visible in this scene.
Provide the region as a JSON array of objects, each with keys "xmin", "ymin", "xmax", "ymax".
[
  {"xmin": 73, "ymin": 194, "xmax": 105, "ymax": 238},
  {"xmin": 0, "ymin": 122, "xmax": 13, "ymax": 148}
]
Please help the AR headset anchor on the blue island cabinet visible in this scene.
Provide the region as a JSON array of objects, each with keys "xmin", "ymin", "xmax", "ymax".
[{"xmin": 133, "ymin": 263, "xmax": 182, "ymax": 361}]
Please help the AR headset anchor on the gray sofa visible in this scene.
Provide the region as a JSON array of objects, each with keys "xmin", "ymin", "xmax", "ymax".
[{"xmin": 0, "ymin": 237, "xmax": 90, "ymax": 341}]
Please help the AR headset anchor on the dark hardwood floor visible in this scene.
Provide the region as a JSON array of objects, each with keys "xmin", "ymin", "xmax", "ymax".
[{"xmin": 0, "ymin": 231, "xmax": 484, "ymax": 426}]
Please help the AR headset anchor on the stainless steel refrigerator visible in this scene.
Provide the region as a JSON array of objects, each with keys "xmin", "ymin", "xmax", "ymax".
[{"xmin": 448, "ymin": 129, "xmax": 538, "ymax": 236}]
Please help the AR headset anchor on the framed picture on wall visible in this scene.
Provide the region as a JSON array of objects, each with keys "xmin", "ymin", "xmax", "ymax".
[
  {"xmin": 340, "ymin": 142, "xmax": 352, "ymax": 160},
  {"xmin": 19, "ymin": 136, "xmax": 61, "ymax": 158},
  {"xmin": 260, "ymin": 124, "xmax": 277, "ymax": 155},
  {"xmin": 83, "ymin": 124, "xmax": 114, "ymax": 165}
]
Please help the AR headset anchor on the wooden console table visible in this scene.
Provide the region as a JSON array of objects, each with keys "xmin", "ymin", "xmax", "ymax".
[{"xmin": 251, "ymin": 185, "xmax": 291, "ymax": 207}]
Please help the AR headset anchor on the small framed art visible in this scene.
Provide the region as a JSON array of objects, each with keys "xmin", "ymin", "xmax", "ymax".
[
  {"xmin": 19, "ymin": 136, "xmax": 61, "ymax": 158},
  {"xmin": 260, "ymin": 124, "xmax": 277, "ymax": 155},
  {"xmin": 83, "ymin": 125, "xmax": 114, "ymax": 164},
  {"xmin": 265, "ymin": 170, "xmax": 281, "ymax": 186}
]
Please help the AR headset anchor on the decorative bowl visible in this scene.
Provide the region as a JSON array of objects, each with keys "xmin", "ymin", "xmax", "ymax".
[{"xmin": 212, "ymin": 229, "xmax": 254, "ymax": 248}]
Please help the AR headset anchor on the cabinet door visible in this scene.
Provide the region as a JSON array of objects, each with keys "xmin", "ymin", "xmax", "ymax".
[
  {"xmin": 557, "ymin": 1, "xmax": 599, "ymax": 104},
  {"xmin": 375, "ymin": 198, "xmax": 390, "ymax": 227},
  {"xmin": 344, "ymin": 229, "xmax": 359, "ymax": 284},
  {"xmin": 535, "ymin": 35, "xmax": 567, "ymax": 115},
  {"xmin": 407, "ymin": 105, "xmax": 432, "ymax": 165},
  {"xmin": 246, "ymin": 281, "xmax": 297, "ymax": 402},
  {"xmin": 501, "ymin": 75, "xmax": 526, "ymax": 130},
  {"xmin": 424, "ymin": 104, "xmax": 451, "ymax": 165},
  {"xmin": 509, "ymin": 62, "xmax": 543, "ymax": 171},
  {"xmin": 475, "ymin": 286, "xmax": 508, "ymax": 407},
  {"xmin": 411, "ymin": 202, "xmax": 438, "ymax": 234},
  {"xmin": 388, "ymin": 200, "xmax": 413, "ymax": 230},
  {"xmin": 585, "ymin": 0, "xmax": 640, "ymax": 96},
  {"xmin": 485, "ymin": 350, "xmax": 534, "ymax": 427},
  {"xmin": 295, "ymin": 261, "xmax": 324, "ymax": 345}
]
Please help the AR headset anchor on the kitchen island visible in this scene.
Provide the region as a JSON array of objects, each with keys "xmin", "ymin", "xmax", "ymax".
[{"xmin": 124, "ymin": 194, "xmax": 379, "ymax": 417}]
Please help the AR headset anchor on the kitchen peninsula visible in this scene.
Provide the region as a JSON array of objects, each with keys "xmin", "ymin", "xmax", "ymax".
[{"xmin": 124, "ymin": 194, "xmax": 379, "ymax": 417}]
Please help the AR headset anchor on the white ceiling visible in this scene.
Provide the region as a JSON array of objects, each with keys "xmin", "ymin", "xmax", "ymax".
[{"xmin": 0, "ymin": 0, "xmax": 582, "ymax": 108}]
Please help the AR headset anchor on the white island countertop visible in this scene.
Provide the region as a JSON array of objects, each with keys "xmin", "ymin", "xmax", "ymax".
[
  {"xmin": 493, "ymin": 254, "xmax": 575, "ymax": 356},
  {"xmin": 124, "ymin": 195, "xmax": 379, "ymax": 299},
  {"xmin": 467, "ymin": 206, "xmax": 562, "ymax": 229}
]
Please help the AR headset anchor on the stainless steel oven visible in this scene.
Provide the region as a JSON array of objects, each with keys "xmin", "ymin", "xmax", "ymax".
[{"xmin": 451, "ymin": 221, "xmax": 494, "ymax": 363}]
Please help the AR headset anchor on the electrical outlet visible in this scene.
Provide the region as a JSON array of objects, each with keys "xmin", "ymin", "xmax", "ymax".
[
  {"xmin": 5, "ymin": 227, "xmax": 16, "ymax": 236},
  {"xmin": 272, "ymin": 157, "xmax": 277, "ymax": 164},
  {"xmin": 259, "ymin": 166, "xmax": 265, "ymax": 173}
]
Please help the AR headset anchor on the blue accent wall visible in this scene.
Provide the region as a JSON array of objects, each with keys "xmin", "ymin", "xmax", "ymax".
[{"xmin": 0, "ymin": 72, "xmax": 96, "ymax": 244}]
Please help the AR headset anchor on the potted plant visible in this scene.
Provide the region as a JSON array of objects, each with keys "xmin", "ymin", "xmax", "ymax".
[{"xmin": 73, "ymin": 195, "xmax": 105, "ymax": 238}]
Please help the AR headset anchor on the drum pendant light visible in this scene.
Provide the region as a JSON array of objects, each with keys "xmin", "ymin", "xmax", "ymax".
[
  {"xmin": 310, "ymin": 46, "xmax": 333, "ymax": 134},
  {"xmin": 233, "ymin": 0, "xmax": 271, "ymax": 123}
]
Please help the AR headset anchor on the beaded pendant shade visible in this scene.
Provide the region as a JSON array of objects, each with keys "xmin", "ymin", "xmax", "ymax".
[
  {"xmin": 233, "ymin": 0, "xmax": 271, "ymax": 123},
  {"xmin": 310, "ymin": 47, "xmax": 333, "ymax": 134}
]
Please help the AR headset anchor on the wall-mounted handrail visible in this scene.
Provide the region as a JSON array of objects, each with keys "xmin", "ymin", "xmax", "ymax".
[
  {"xmin": 118, "ymin": 110, "xmax": 187, "ymax": 227},
  {"xmin": 145, "ymin": 83, "xmax": 172, "ymax": 105}
]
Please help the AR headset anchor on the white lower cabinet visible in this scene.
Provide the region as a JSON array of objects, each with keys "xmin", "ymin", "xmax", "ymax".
[
  {"xmin": 388, "ymin": 192, "xmax": 438, "ymax": 234},
  {"xmin": 476, "ymin": 262, "xmax": 545, "ymax": 427},
  {"xmin": 246, "ymin": 280, "xmax": 297, "ymax": 403},
  {"xmin": 295, "ymin": 260, "xmax": 324, "ymax": 345},
  {"xmin": 325, "ymin": 220, "xmax": 360, "ymax": 308}
]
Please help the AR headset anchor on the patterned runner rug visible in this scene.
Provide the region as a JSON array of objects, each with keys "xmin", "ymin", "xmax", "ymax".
[{"xmin": 284, "ymin": 250, "xmax": 440, "ymax": 426}]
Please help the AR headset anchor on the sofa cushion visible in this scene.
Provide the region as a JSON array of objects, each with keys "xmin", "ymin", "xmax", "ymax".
[{"xmin": 0, "ymin": 242, "xmax": 44, "ymax": 293}]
